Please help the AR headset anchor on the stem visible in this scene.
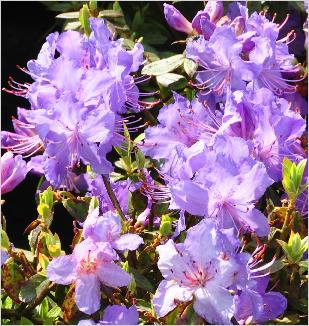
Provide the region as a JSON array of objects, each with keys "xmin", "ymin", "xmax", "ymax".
[
  {"xmin": 24, "ymin": 282, "xmax": 56, "ymax": 313},
  {"xmin": 148, "ymin": 203, "xmax": 155, "ymax": 231},
  {"xmin": 102, "ymin": 175, "xmax": 126, "ymax": 221},
  {"xmin": 142, "ymin": 110, "xmax": 157, "ymax": 126}
]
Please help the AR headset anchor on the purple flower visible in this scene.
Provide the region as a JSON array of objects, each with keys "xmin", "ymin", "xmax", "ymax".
[
  {"xmin": 163, "ymin": 3, "xmax": 193, "ymax": 34},
  {"xmin": 234, "ymin": 277, "xmax": 287, "ymax": 324},
  {"xmin": 78, "ymin": 305, "xmax": 139, "ymax": 325},
  {"xmin": 47, "ymin": 238, "xmax": 131, "ymax": 314},
  {"xmin": 1, "ymin": 108, "xmax": 44, "ymax": 158},
  {"xmin": 186, "ymin": 25, "xmax": 253, "ymax": 95},
  {"xmin": 165, "ymin": 135, "xmax": 273, "ymax": 236},
  {"xmin": 83, "ymin": 207, "xmax": 143, "ymax": 251},
  {"xmin": 22, "ymin": 96, "xmax": 118, "ymax": 187},
  {"xmin": 1, "ymin": 151, "xmax": 28, "ymax": 194},
  {"xmin": 153, "ymin": 219, "xmax": 244, "ymax": 324},
  {"xmin": 142, "ymin": 92, "xmax": 221, "ymax": 172},
  {"xmin": 204, "ymin": 0, "xmax": 224, "ymax": 23},
  {"xmin": 3, "ymin": 18, "xmax": 148, "ymax": 186},
  {"xmin": 101, "ymin": 305, "xmax": 139, "ymax": 325},
  {"xmin": 222, "ymin": 88, "xmax": 306, "ymax": 181},
  {"xmin": 233, "ymin": 249, "xmax": 287, "ymax": 324}
]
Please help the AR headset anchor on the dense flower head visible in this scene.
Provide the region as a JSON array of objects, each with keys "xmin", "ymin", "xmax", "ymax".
[
  {"xmin": 184, "ymin": 2, "xmax": 303, "ymax": 97},
  {"xmin": 2, "ymin": 18, "xmax": 147, "ymax": 187},
  {"xmin": 221, "ymin": 88, "xmax": 306, "ymax": 180},
  {"xmin": 144, "ymin": 135, "xmax": 273, "ymax": 236},
  {"xmin": 2, "ymin": 2, "xmax": 306, "ymax": 325}
]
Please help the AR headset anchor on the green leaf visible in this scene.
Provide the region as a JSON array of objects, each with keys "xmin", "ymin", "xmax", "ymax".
[
  {"xmin": 135, "ymin": 148, "xmax": 146, "ymax": 169},
  {"xmin": 89, "ymin": 1, "xmax": 97, "ymax": 11},
  {"xmin": 156, "ymin": 73, "xmax": 187, "ymax": 90},
  {"xmin": 130, "ymin": 267, "xmax": 154, "ymax": 292},
  {"xmin": 36, "ymin": 297, "xmax": 49, "ymax": 321},
  {"xmin": 166, "ymin": 306, "xmax": 180, "ymax": 324},
  {"xmin": 2, "ymin": 296, "xmax": 13, "ymax": 309},
  {"xmin": 38, "ymin": 253, "xmax": 50, "ymax": 272},
  {"xmin": 38, "ymin": 187, "xmax": 54, "ymax": 227},
  {"xmin": 18, "ymin": 317, "xmax": 33, "ymax": 325},
  {"xmin": 46, "ymin": 305, "xmax": 62, "ymax": 319},
  {"xmin": 159, "ymin": 215, "xmax": 173, "ymax": 237},
  {"xmin": 56, "ymin": 11, "xmax": 79, "ymax": 19},
  {"xmin": 19, "ymin": 274, "xmax": 48, "ymax": 303},
  {"xmin": 89, "ymin": 196, "xmax": 99, "ymax": 212},
  {"xmin": 183, "ymin": 58, "xmax": 198, "ymax": 77},
  {"xmin": 62, "ymin": 197, "xmax": 90, "ymax": 223},
  {"xmin": 142, "ymin": 54, "xmax": 184, "ymax": 76},
  {"xmin": 1, "ymin": 229, "xmax": 10, "ymax": 249},
  {"xmin": 64, "ymin": 21, "xmax": 82, "ymax": 31},
  {"xmin": 79, "ymin": 4, "xmax": 91, "ymax": 36},
  {"xmin": 98, "ymin": 9, "xmax": 123, "ymax": 18},
  {"xmin": 44, "ymin": 232, "xmax": 62, "ymax": 258},
  {"xmin": 282, "ymin": 157, "xmax": 307, "ymax": 201}
]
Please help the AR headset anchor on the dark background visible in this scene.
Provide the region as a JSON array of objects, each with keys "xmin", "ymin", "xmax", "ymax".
[
  {"xmin": 1, "ymin": 1, "xmax": 307, "ymax": 251},
  {"xmin": 1, "ymin": 2, "xmax": 71, "ymax": 250}
]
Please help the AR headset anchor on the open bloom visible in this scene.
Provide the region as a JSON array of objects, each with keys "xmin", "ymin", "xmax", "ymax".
[
  {"xmin": 83, "ymin": 207, "xmax": 143, "ymax": 251},
  {"xmin": 222, "ymin": 88, "xmax": 306, "ymax": 181},
  {"xmin": 153, "ymin": 219, "xmax": 244, "ymax": 324},
  {"xmin": 142, "ymin": 92, "xmax": 221, "ymax": 172},
  {"xmin": 186, "ymin": 26, "xmax": 253, "ymax": 95},
  {"xmin": 47, "ymin": 239, "xmax": 131, "ymax": 314},
  {"xmin": 165, "ymin": 136, "xmax": 273, "ymax": 236},
  {"xmin": 233, "ymin": 246, "xmax": 287, "ymax": 324},
  {"xmin": 1, "ymin": 151, "xmax": 28, "ymax": 194},
  {"xmin": 234, "ymin": 275, "xmax": 287, "ymax": 324}
]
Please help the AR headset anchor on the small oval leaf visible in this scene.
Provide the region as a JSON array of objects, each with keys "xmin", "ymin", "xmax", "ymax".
[
  {"xmin": 142, "ymin": 55, "xmax": 184, "ymax": 76},
  {"xmin": 156, "ymin": 73, "xmax": 187, "ymax": 90}
]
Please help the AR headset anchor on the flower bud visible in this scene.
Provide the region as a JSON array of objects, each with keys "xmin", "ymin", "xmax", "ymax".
[
  {"xmin": 205, "ymin": 1, "xmax": 224, "ymax": 23},
  {"xmin": 163, "ymin": 3, "xmax": 193, "ymax": 34},
  {"xmin": 1, "ymin": 151, "xmax": 28, "ymax": 194}
]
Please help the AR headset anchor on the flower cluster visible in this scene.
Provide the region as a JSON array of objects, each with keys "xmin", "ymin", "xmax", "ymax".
[
  {"xmin": 153, "ymin": 219, "xmax": 287, "ymax": 324},
  {"xmin": 1, "ymin": 1, "xmax": 307, "ymax": 325},
  {"xmin": 47, "ymin": 206, "xmax": 143, "ymax": 315},
  {"xmin": 2, "ymin": 18, "xmax": 145, "ymax": 188}
]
